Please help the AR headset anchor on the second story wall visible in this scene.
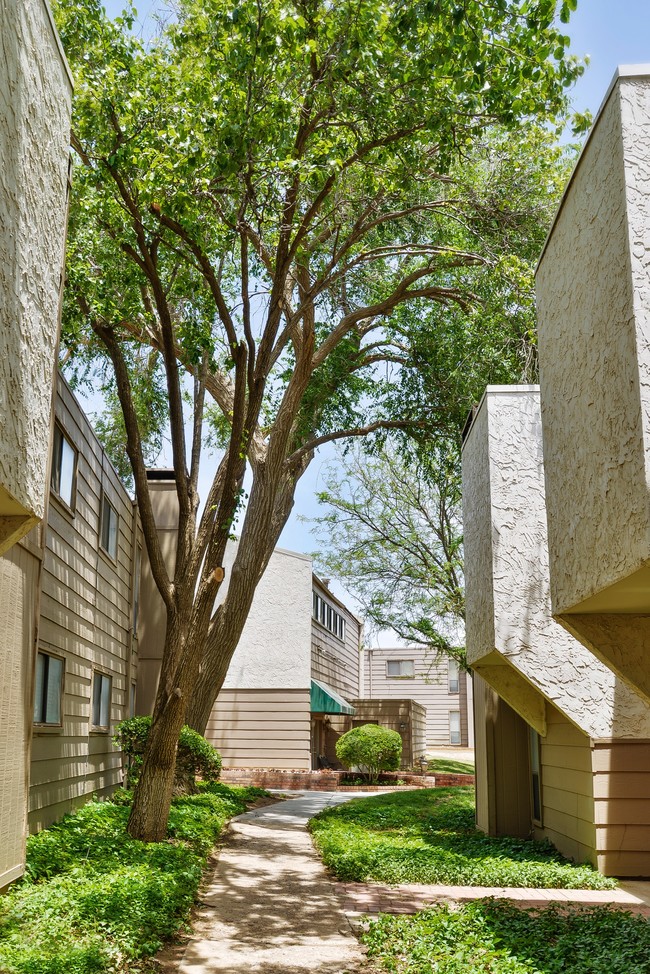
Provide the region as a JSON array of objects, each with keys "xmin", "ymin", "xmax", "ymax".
[
  {"xmin": 363, "ymin": 646, "xmax": 470, "ymax": 746},
  {"xmin": 0, "ymin": 0, "xmax": 73, "ymax": 553},
  {"xmin": 311, "ymin": 577, "xmax": 362, "ymax": 700},
  {"xmin": 29, "ymin": 376, "xmax": 140, "ymax": 831}
]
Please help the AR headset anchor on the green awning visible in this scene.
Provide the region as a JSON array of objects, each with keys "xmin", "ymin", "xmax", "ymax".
[{"xmin": 310, "ymin": 679, "xmax": 356, "ymax": 715}]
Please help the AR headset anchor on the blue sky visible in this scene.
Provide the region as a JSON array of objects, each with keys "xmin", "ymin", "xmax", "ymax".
[{"xmin": 93, "ymin": 0, "xmax": 650, "ymax": 572}]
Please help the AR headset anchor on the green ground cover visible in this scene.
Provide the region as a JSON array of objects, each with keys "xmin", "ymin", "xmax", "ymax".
[
  {"xmin": 309, "ymin": 788, "xmax": 615, "ymax": 889},
  {"xmin": 428, "ymin": 759, "xmax": 475, "ymax": 775},
  {"xmin": 0, "ymin": 783, "xmax": 267, "ymax": 974},
  {"xmin": 362, "ymin": 901, "xmax": 650, "ymax": 974}
]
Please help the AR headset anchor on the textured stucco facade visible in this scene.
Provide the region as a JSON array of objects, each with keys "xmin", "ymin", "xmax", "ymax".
[
  {"xmin": 0, "ymin": 0, "xmax": 73, "ymax": 553},
  {"xmin": 536, "ymin": 69, "xmax": 650, "ymax": 695},
  {"xmin": 463, "ymin": 386, "xmax": 650, "ymax": 873},
  {"xmin": 221, "ymin": 546, "xmax": 313, "ymax": 691},
  {"xmin": 462, "ymin": 387, "xmax": 650, "ymax": 739}
]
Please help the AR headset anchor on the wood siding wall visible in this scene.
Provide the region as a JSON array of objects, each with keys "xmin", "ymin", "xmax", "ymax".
[
  {"xmin": 29, "ymin": 376, "xmax": 139, "ymax": 831},
  {"xmin": 206, "ymin": 689, "xmax": 312, "ymax": 770},
  {"xmin": 592, "ymin": 740, "xmax": 650, "ymax": 876},
  {"xmin": 533, "ymin": 704, "xmax": 596, "ymax": 867},
  {"xmin": 311, "ymin": 580, "xmax": 362, "ymax": 700},
  {"xmin": 0, "ymin": 542, "xmax": 40, "ymax": 887},
  {"xmin": 364, "ymin": 647, "xmax": 470, "ymax": 746},
  {"xmin": 328, "ymin": 698, "xmax": 427, "ymax": 769},
  {"xmin": 473, "ymin": 673, "xmax": 531, "ymax": 838}
]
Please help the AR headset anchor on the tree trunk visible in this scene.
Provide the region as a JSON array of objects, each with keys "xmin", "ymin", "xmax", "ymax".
[
  {"xmin": 127, "ymin": 587, "xmax": 218, "ymax": 840},
  {"xmin": 185, "ymin": 457, "xmax": 311, "ymax": 733},
  {"xmin": 127, "ymin": 693, "xmax": 185, "ymax": 841}
]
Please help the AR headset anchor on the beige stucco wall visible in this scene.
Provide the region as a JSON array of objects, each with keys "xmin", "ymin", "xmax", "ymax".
[
  {"xmin": 462, "ymin": 386, "xmax": 650, "ymax": 740},
  {"xmin": 221, "ymin": 545, "xmax": 313, "ymax": 691},
  {"xmin": 536, "ymin": 70, "xmax": 650, "ymax": 647},
  {"xmin": 0, "ymin": 0, "xmax": 73, "ymax": 552}
]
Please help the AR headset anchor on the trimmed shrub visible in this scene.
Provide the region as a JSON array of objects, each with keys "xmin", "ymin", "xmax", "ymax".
[
  {"xmin": 114, "ymin": 716, "xmax": 222, "ymax": 792},
  {"xmin": 335, "ymin": 723, "xmax": 402, "ymax": 783}
]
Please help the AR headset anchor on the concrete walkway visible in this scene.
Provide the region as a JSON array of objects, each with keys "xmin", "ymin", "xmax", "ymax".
[
  {"xmin": 161, "ymin": 792, "xmax": 650, "ymax": 974},
  {"xmin": 167, "ymin": 792, "xmax": 369, "ymax": 974}
]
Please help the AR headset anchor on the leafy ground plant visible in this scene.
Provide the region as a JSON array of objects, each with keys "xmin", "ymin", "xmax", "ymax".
[
  {"xmin": 428, "ymin": 759, "xmax": 475, "ymax": 775},
  {"xmin": 362, "ymin": 900, "xmax": 650, "ymax": 974},
  {"xmin": 0, "ymin": 783, "xmax": 267, "ymax": 974},
  {"xmin": 309, "ymin": 788, "xmax": 615, "ymax": 889}
]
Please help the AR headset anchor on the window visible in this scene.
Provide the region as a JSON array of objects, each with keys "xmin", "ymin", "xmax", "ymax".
[
  {"xmin": 312, "ymin": 591, "xmax": 346, "ymax": 641},
  {"xmin": 92, "ymin": 671, "xmax": 112, "ymax": 730},
  {"xmin": 386, "ymin": 659, "xmax": 415, "ymax": 678},
  {"xmin": 50, "ymin": 424, "xmax": 76, "ymax": 509},
  {"xmin": 100, "ymin": 494, "xmax": 118, "ymax": 560},
  {"xmin": 530, "ymin": 727, "xmax": 542, "ymax": 824},
  {"xmin": 33, "ymin": 652, "xmax": 64, "ymax": 725},
  {"xmin": 448, "ymin": 659, "xmax": 460, "ymax": 694},
  {"xmin": 449, "ymin": 711, "xmax": 461, "ymax": 745}
]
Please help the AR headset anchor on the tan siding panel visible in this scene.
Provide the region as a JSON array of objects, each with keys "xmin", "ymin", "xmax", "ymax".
[
  {"xmin": 593, "ymin": 773, "xmax": 650, "ymax": 800},
  {"xmin": 0, "ymin": 544, "xmax": 39, "ymax": 882},
  {"xmin": 594, "ymin": 798, "xmax": 650, "ymax": 826},
  {"xmin": 598, "ymin": 852, "xmax": 650, "ymax": 876},
  {"xmin": 592, "ymin": 743, "xmax": 650, "ymax": 773},
  {"xmin": 363, "ymin": 647, "xmax": 469, "ymax": 746},
  {"xmin": 206, "ymin": 689, "xmax": 311, "ymax": 770},
  {"xmin": 26, "ymin": 378, "xmax": 136, "ymax": 832}
]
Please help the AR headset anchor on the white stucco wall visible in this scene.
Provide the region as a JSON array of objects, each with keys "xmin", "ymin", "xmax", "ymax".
[
  {"xmin": 536, "ymin": 69, "xmax": 650, "ymax": 616},
  {"xmin": 0, "ymin": 0, "xmax": 73, "ymax": 539},
  {"xmin": 220, "ymin": 545, "xmax": 313, "ymax": 690},
  {"xmin": 462, "ymin": 387, "xmax": 650, "ymax": 740}
]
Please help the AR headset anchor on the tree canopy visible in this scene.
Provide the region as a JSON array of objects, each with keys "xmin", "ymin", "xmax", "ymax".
[{"xmin": 53, "ymin": 0, "xmax": 585, "ymax": 840}]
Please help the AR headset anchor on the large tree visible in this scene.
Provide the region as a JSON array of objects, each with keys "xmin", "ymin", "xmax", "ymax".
[
  {"xmin": 311, "ymin": 125, "xmax": 577, "ymax": 660},
  {"xmin": 53, "ymin": 0, "xmax": 584, "ymax": 841}
]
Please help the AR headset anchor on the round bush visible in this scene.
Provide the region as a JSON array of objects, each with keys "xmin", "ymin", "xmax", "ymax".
[
  {"xmin": 114, "ymin": 717, "xmax": 222, "ymax": 792},
  {"xmin": 335, "ymin": 724, "xmax": 402, "ymax": 783}
]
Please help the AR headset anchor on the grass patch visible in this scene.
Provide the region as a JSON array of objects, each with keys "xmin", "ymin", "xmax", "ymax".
[
  {"xmin": 309, "ymin": 788, "xmax": 615, "ymax": 889},
  {"xmin": 0, "ymin": 783, "xmax": 268, "ymax": 974},
  {"xmin": 428, "ymin": 758, "xmax": 475, "ymax": 775},
  {"xmin": 362, "ymin": 900, "xmax": 650, "ymax": 973}
]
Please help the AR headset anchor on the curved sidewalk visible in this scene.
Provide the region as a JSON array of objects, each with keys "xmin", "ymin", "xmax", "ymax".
[
  {"xmin": 162, "ymin": 792, "xmax": 650, "ymax": 973},
  {"xmin": 169, "ymin": 791, "xmax": 369, "ymax": 974}
]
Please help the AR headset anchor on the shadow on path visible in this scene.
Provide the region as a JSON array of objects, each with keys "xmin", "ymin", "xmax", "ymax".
[{"xmin": 164, "ymin": 791, "xmax": 371, "ymax": 974}]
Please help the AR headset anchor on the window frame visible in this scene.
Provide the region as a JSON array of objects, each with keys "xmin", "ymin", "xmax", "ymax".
[
  {"xmin": 50, "ymin": 422, "xmax": 77, "ymax": 512},
  {"xmin": 312, "ymin": 590, "xmax": 346, "ymax": 642},
  {"xmin": 91, "ymin": 670, "xmax": 112, "ymax": 732},
  {"xmin": 33, "ymin": 650, "xmax": 65, "ymax": 728},
  {"xmin": 530, "ymin": 727, "xmax": 543, "ymax": 825},
  {"xmin": 449, "ymin": 710, "xmax": 461, "ymax": 745},
  {"xmin": 448, "ymin": 658, "xmax": 460, "ymax": 694},
  {"xmin": 386, "ymin": 659, "xmax": 415, "ymax": 678},
  {"xmin": 100, "ymin": 493, "xmax": 119, "ymax": 561}
]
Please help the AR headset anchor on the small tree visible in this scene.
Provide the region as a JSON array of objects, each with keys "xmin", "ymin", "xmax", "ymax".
[{"xmin": 336, "ymin": 724, "xmax": 402, "ymax": 783}]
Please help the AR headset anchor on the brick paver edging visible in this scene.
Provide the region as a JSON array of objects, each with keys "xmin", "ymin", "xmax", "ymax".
[
  {"xmin": 339, "ymin": 881, "xmax": 650, "ymax": 918},
  {"xmin": 220, "ymin": 769, "xmax": 474, "ymax": 790}
]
